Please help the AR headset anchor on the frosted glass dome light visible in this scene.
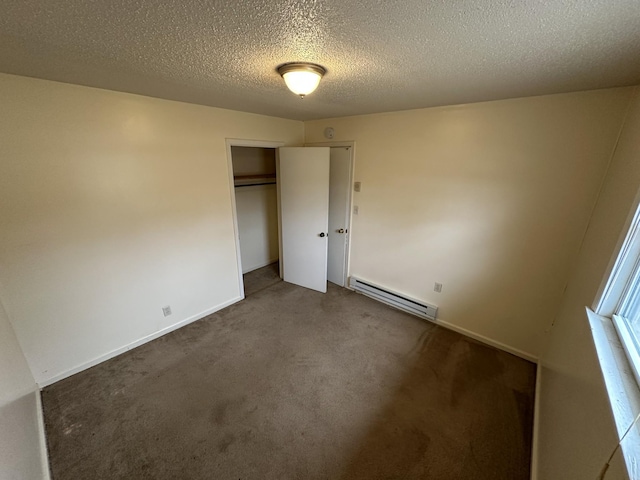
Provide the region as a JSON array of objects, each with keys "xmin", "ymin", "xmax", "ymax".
[{"xmin": 277, "ymin": 63, "xmax": 326, "ymax": 98}]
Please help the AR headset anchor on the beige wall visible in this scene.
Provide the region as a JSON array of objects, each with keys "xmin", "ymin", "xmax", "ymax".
[
  {"xmin": 0, "ymin": 73, "xmax": 303, "ymax": 385},
  {"xmin": 536, "ymin": 88, "xmax": 640, "ymax": 479},
  {"xmin": 0, "ymin": 300, "xmax": 49, "ymax": 479},
  {"xmin": 305, "ymin": 88, "xmax": 633, "ymax": 359},
  {"xmin": 235, "ymin": 185, "xmax": 279, "ymax": 273}
]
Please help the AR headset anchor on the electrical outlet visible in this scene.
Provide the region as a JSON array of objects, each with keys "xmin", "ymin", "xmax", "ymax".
[
  {"xmin": 354, "ymin": 181, "xmax": 361, "ymax": 192},
  {"xmin": 434, "ymin": 283, "xmax": 443, "ymax": 293},
  {"xmin": 162, "ymin": 305, "xmax": 172, "ymax": 317},
  {"xmin": 354, "ymin": 205, "xmax": 359, "ymax": 215}
]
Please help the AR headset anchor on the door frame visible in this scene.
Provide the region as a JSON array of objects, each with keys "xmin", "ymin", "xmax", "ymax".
[
  {"xmin": 225, "ymin": 138, "xmax": 285, "ymax": 299},
  {"xmin": 305, "ymin": 141, "xmax": 356, "ymax": 288}
]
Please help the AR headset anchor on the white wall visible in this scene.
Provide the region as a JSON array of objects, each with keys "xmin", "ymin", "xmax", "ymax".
[
  {"xmin": 0, "ymin": 300, "xmax": 49, "ymax": 479},
  {"xmin": 0, "ymin": 73, "xmax": 303, "ymax": 385},
  {"xmin": 235, "ymin": 185, "xmax": 279, "ymax": 273},
  {"xmin": 535, "ymin": 88, "xmax": 640, "ymax": 479},
  {"xmin": 305, "ymin": 88, "xmax": 634, "ymax": 359}
]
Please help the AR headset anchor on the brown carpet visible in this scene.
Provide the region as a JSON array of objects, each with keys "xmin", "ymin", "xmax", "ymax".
[
  {"xmin": 242, "ymin": 261, "xmax": 280, "ymax": 296},
  {"xmin": 42, "ymin": 265, "xmax": 536, "ymax": 479}
]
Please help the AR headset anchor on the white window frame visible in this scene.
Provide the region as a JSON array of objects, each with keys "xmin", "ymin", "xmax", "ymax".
[
  {"xmin": 591, "ymin": 190, "xmax": 640, "ymax": 479},
  {"xmin": 597, "ymin": 201, "xmax": 640, "ymax": 388},
  {"xmin": 612, "ymin": 313, "xmax": 640, "ymax": 388},
  {"xmin": 594, "ymin": 199, "xmax": 640, "ymax": 319}
]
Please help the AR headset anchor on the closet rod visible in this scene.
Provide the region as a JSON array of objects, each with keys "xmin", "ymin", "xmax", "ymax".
[{"xmin": 234, "ymin": 182, "xmax": 276, "ymax": 188}]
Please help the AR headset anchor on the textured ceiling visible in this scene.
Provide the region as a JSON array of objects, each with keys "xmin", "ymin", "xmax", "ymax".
[{"xmin": 0, "ymin": 1, "xmax": 639, "ymax": 120}]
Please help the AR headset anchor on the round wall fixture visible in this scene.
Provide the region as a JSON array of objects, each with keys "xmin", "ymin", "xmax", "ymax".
[
  {"xmin": 324, "ymin": 127, "xmax": 335, "ymax": 139},
  {"xmin": 277, "ymin": 62, "xmax": 326, "ymax": 98}
]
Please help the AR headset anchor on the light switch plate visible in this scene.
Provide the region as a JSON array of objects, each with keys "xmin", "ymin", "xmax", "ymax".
[{"xmin": 354, "ymin": 182, "xmax": 361, "ymax": 192}]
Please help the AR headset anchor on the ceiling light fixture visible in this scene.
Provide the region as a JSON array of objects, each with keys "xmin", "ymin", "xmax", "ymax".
[{"xmin": 277, "ymin": 62, "xmax": 326, "ymax": 98}]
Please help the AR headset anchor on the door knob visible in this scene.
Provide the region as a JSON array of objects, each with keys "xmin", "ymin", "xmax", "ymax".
[
  {"xmin": 319, "ymin": 232, "xmax": 326, "ymax": 237},
  {"xmin": 337, "ymin": 228, "xmax": 345, "ymax": 234}
]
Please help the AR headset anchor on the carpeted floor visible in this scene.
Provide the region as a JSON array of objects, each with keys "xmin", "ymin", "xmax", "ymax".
[
  {"xmin": 243, "ymin": 261, "xmax": 281, "ymax": 296},
  {"xmin": 42, "ymin": 265, "xmax": 536, "ymax": 479}
]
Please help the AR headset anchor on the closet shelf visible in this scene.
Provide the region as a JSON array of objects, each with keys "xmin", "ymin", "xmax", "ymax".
[{"xmin": 234, "ymin": 173, "xmax": 276, "ymax": 187}]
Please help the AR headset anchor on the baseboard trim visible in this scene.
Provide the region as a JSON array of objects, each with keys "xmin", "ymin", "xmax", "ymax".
[
  {"xmin": 36, "ymin": 390, "xmax": 51, "ymax": 479},
  {"xmin": 430, "ymin": 317, "xmax": 538, "ymax": 363},
  {"xmin": 37, "ymin": 296, "xmax": 243, "ymax": 387},
  {"xmin": 530, "ymin": 362, "xmax": 542, "ymax": 480}
]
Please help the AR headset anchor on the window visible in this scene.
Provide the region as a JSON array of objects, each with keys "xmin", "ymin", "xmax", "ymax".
[
  {"xmin": 590, "ymin": 200, "xmax": 640, "ymax": 478},
  {"xmin": 613, "ymin": 274, "xmax": 640, "ymax": 388},
  {"xmin": 597, "ymin": 202, "xmax": 640, "ymax": 386}
]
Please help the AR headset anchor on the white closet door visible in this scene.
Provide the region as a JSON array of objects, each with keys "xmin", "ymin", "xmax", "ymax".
[
  {"xmin": 278, "ymin": 147, "xmax": 330, "ymax": 293},
  {"xmin": 327, "ymin": 147, "xmax": 351, "ymax": 286}
]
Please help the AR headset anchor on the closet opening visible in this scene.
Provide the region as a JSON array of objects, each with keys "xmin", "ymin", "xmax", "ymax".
[
  {"xmin": 229, "ymin": 144, "xmax": 281, "ymax": 297},
  {"xmin": 227, "ymin": 140, "xmax": 354, "ymax": 298}
]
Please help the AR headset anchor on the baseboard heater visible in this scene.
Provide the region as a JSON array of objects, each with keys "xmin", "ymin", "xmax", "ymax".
[{"xmin": 349, "ymin": 276, "xmax": 438, "ymax": 321}]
